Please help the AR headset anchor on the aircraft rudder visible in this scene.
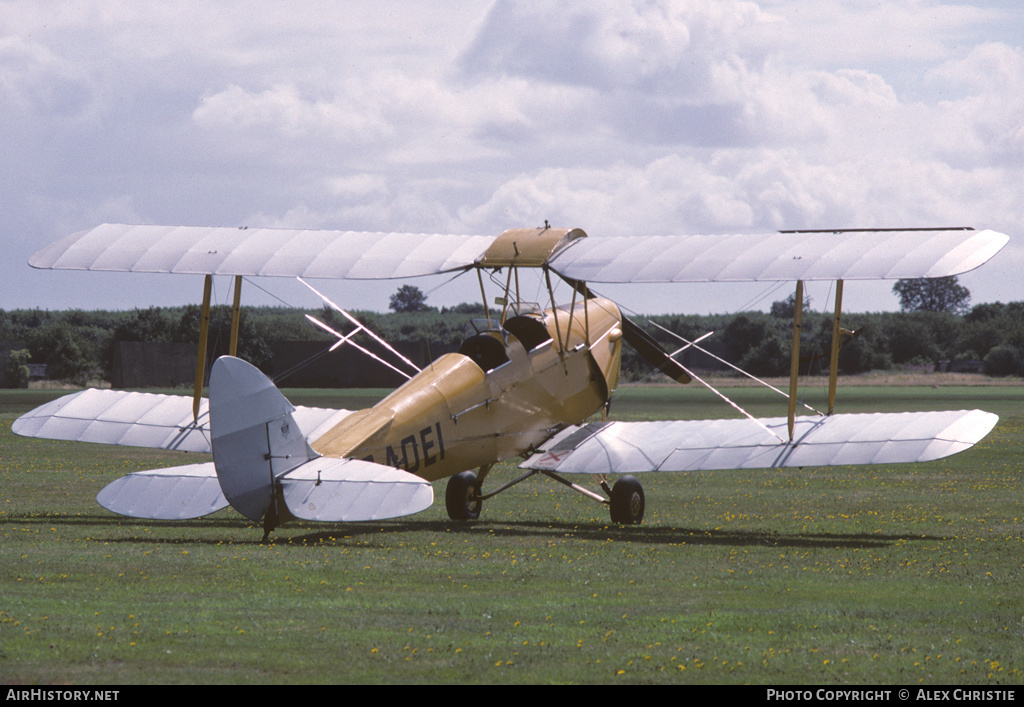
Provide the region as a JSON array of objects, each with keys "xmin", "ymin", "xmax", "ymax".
[{"xmin": 209, "ymin": 356, "xmax": 314, "ymax": 523}]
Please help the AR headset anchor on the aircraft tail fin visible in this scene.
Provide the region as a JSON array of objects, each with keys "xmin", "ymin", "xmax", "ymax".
[
  {"xmin": 209, "ymin": 356, "xmax": 315, "ymax": 523},
  {"xmin": 209, "ymin": 356, "xmax": 433, "ymax": 528}
]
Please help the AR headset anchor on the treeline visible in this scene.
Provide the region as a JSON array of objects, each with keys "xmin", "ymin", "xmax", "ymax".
[
  {"xmin": 624, "ymin": 301, "xmax": 1024, "ymax": 381},
  {"xmin": 2, "ymin": 300, "xmax": 1023, "ymax": 386},
  {"xmin": 0, "ymin": 303, "xmax": 488, "ymax": 386}
]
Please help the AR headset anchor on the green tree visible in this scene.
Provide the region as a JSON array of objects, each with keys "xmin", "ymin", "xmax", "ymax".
[
  {"xmin": 174, "ymin": 305, "xmax": 273, "ymax": 372},
  {"xmin": 740, "ymin": 336, "xmax": 789, "ymax": 377},
  {"xmin": 983, "ymin": 345, "xmax": 1023, "ymax": 377},
  {"xmin": 5, "ymin": 349, "xmax": 31, "ymax": 388},
  {"xmin": 389, "ymin": 285, "xmax": 431, "ymax": 313},
  {"xmin": 769, "ymin": 292, "xmax": 812, "ymax": 319},
  {"xmin": 114, "ymin": 307, "xmax": 173, "ymax": 343},
  {"xmin": 892, "ymin": 276, "xmax": 970, "ymax": 315},
  {"xmin": 26, "ymin": 322, "xmax": 92, "ymax": 382}
]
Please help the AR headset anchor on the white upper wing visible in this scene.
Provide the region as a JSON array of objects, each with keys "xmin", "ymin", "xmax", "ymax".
[
  {"xmin": 29, "ymin": 224, "xmax": 1009, "ymax": 283},
  {"xmin": 521, "ymin": 410, "xmax": 998, "ymax": 474},
  {"xmin": 30, "ymin": 224, "xmax": 494, "ymax": 279},
  {"xmin": 547, "ymin": 229, "xmax": 1009, "ymax": 282}
]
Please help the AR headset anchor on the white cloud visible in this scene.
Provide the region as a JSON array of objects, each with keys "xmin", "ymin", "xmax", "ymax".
[
  {"xmin": 1, "ymin": 0, "xmax": 1021, "ymax": 314},
  {"xmin": 193, "ymin": 82, "xmax": 395, "ymax": 143},
  {"xmin": 926, "ymin": 42, "xmax": 1024, "ymax": 163},
  {"xmin": 459, "ymin": 0, "xmax": 769, "ymax": 90},
  {"xmin": 0, "ymin": 35, "xmax": 96, "ymax": 121}
]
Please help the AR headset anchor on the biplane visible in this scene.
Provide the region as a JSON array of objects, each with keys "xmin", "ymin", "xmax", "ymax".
[{"xmin": 13, "ymin": 223, "xmax": 1009, "ymax": 539}]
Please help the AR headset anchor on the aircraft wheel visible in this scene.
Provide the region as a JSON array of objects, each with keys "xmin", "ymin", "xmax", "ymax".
[
  {"xmin": 446, "ymin": 471, "xmax": 481, "ymax": 520},
  {"xmin": 609, "ymin": 475, "xmax": 644, "ymax": 525}
]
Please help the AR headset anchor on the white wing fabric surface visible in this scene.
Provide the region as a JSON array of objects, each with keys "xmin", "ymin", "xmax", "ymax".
[
  {"xmin": 11, "ymin": 389, "xmax": 354, "ymax": 453},
  {"xmin": 280, "ymin": 457, "xmax": 434, "ymax": 522},
  {"xmin": 547, "ymin": 229, "xmax": 1009, "ymax": 283},
  {"xmin": 94, "ymin": 456, "xmax": 433, "ymax": 523},
  {"xmin": 29, "ymin": 224, "xmax": 494, "ymax": 279},
  {"xmin": 521, "ymin": 410, "xmax": 998, "ymax": 474},
  {"xmin": 96, "ymin": 462, "xmax": 229, "ymax": 520},
  {"xmin": 29, "ymin": 224, "xmax": 1009, "ymax": 283}
]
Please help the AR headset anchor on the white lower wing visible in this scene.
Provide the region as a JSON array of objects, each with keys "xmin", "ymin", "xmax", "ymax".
[
  {"xmin": 96, "ymin": 462, "xmax": 228, "ymax": 519},
  {"xmin": 521, "ymin": 410, "xmax": 998, "ymax": 474},
  {"xmin": 12, "ymin": 388, "xmax": 353, "ymax": 453},
  {"xmin": 280, "ymin": 457, "xmax": 434, "ymax": 522}
]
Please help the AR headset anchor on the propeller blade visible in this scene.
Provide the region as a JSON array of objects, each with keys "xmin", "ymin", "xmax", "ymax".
[{"xmin": 622, "ymin": 316, "xmax": 691, "ymax": 384}]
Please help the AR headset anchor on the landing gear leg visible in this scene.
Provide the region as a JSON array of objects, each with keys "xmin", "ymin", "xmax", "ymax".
[{"xmin": 609, "ymin": 475, "xmax": 645, "ymax": 525}]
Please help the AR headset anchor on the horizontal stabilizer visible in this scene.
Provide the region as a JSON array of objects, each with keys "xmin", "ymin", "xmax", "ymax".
[
  {"xmin": 280, "ymin": 458, "xmax": 434, "ymax": 522},
  {"xmin": 12, "ymin": 388, "xmax": 353, "ymax": 453},
  {"xmin": 96, "ymin": 463, "xmax": 229, "ymax": 519},
  {"xmin": 522, "ymin": 410, "xmax": 998, "ymax": 474}
]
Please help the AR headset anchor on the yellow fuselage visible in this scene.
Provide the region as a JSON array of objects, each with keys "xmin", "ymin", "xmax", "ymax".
[{"xmin": 311, "ymin": 298, "xmax": 623, "ymax": 481}]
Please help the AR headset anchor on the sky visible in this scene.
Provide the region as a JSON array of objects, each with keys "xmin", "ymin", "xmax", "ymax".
[{"xmin": 2, "ymin": 0, "xmax": 1022, "ymax": 319}]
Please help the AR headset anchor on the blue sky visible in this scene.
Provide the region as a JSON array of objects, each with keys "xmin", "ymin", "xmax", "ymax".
[{"xmin": 2, "ymin": 1, "xmax": 1022, "ymax": 316}]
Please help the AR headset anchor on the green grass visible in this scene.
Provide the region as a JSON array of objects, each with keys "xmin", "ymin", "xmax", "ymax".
[{"xmin": 1, "ymin": 381, "xmax": 1022, "ymax": 684}]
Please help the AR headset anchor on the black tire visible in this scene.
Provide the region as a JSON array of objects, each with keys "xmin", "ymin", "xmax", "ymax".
[
  {"xmin": 609, "ymin": 475, "xmax": 645, "ymax": 524},
  {"xmin": 445, "ymin": 471, "xmax": 481, "ymax": 520}
]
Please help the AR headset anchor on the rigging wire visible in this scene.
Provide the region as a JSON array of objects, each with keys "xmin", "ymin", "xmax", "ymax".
[
  {"xmin": 299, "ymin": 278, "xmax": 421, "ymax": 377},
  {"xmin": 600, "ymin": 280, "xmax": 825, "ymax": 419},
  {"xmin": 422, "ymin": 268, "xmax": 473, "ymax": 299},
  {"xmin": 735, "ymin": 280, "xmax": 789, "ymax": 313},
  {"xmin": 236, "ymin": 276, "xmax": 400, "ymax": 385}
]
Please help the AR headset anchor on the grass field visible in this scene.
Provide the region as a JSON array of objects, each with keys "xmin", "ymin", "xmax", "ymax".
[{"xmin": 1, "ymin": 377, "xmax": 1022, "ymax": 684}]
